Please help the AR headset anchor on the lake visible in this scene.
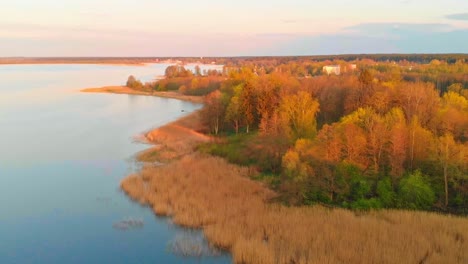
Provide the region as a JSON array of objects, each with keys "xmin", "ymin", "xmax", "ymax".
[{"xmin": 0, "ymin": 63, "xmax": 230, "ymax": 264}]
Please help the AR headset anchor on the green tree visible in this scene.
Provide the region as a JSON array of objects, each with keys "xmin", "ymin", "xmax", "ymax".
[
  {"xmin": 349, "ymin": 173, "xmax": 371, "ymax": 201},
  {"xmin": 398, "ymin": 170, "xmax": 435, "ymax": 210},
  {"xmin": 126, "ymin": 75, "xmax": 143, "ymax": 90}
]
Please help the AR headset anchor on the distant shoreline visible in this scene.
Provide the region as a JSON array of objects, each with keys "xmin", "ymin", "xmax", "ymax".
[
  {"xmin": 0, "ymin": 58, "xmax": 182, "ymax": 66},
  {"xmin": 0, "ymin": 62, "xmax": 148, "ymax": 66},
  {"xmin": 0, "ymin": 60, "xmax": 150, "ymax": 66},
  {"xmin": 80, "ymin": 86, "xmax": 204, "ymax": 103}
]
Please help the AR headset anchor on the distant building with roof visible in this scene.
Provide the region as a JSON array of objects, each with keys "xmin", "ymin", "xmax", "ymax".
[{"xmin": 323, "ymin": 65, "xmax": 341, "ymax": 75}]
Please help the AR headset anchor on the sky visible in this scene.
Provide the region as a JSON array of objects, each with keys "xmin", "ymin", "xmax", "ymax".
[{"xmin": 1, "ymin": 0, "xmax": 468, "ymax": 56}]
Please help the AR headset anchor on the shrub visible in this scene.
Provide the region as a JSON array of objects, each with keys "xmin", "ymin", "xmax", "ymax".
[
  {"xmin": 126, "ymin": 75, "xmax": 143, "ymax": 90},
  {"xmin": 350, "ymin": 173, "xmax": 371, "ymax": 200},
  {"xmin": 335, "ymin": 163, "xmax": 363, "ymax": 200},
  {"xmin": 350, "ymin": 198, "xmax": 382, "ymax": 210},
  {"xmin": 377, "ymin": 177, "xmax": 395, "ymax": 207}
]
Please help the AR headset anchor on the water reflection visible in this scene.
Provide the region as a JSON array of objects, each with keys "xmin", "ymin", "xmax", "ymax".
[
  {"xmin": 168, "ymin": 230, "xmax": 222, "ymax": 258},
  {"xmin": 113, "ymin": 217, "xmax": 145, "ymax": 231}
]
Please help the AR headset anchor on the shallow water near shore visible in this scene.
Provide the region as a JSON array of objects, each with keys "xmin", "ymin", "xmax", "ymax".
[{"xmin": 0, "ymin": 64, "xmax": 230, "ymax": 263}]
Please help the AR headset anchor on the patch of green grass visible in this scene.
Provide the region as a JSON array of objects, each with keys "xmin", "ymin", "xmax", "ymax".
[
  {"xmin": 198, "ymin": 133, "xmax": 257, "ymax": 166},
  {"xmin": 252, "ymin": 172, "xmax": 282, "ymax": 188},
  {"xmin": 198, "ymin": 132, "xmax": 284, "ymax": 191}
]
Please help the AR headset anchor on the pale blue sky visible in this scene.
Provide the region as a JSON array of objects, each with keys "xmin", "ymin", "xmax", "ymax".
[{"xmin": 1, "ymin": 0, "xmax": 467, "ymax": 56}]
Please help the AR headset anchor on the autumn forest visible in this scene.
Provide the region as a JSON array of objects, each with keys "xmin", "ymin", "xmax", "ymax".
[{"xmin": 130, "ymin": 55, "xmax": 468, "ymax": 214}]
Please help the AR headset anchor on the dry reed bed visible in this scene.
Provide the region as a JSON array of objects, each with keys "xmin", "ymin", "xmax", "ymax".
[
  {"xmin": 122, "ymin": 154, "xmax": 468, "ymax": 264},
  {"xmin": 122, "ymin": 111, "xmax": 468, "ymax": 263}
]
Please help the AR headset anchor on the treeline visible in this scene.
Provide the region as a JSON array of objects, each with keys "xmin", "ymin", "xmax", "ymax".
[
  {"xmin": 126, "ymin": 65, "xmax": 224, "ymax": 96},
  {"xmin": 16, "ymin": 54, "xmax": 462, "ymax": 67},
  {"xmin": 4, "ymin": 54, "xmax": 466, "ymax": 66},
  {"xmin": 220, "ymin": 58, "xmax": 468, "ymax": 93},
  {"xmin": 148, "ymin": 54, "xmax": 468, "ymax": 65},
  {"xmin": 194, "ymin": 61, "xmax": 468, "ymax": 214},
  {"xmin": 122, "ymin": 56, "xmax": 468, "ymax": 98}
]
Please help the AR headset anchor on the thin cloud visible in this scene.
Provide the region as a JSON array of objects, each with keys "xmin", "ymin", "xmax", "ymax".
[
  {"xmin": 445, "ymin": 13, "xmax": 468, "ymax": 21},
  {"xmin": 2, "ymin": 22, "xmax": 467, "ymax": 56},
  {"xmin": 341, "ymin": 22, "xmax": 460, "ymax": 41},
  {"xmin": 345, "ymin": 23, "xmax": 455, "ymax": 34}
]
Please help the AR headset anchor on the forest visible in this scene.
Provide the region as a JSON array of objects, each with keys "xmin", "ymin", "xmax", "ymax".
[{"xmin": 131, "ymin": 56, "xmax": 468, "ymax": 214}]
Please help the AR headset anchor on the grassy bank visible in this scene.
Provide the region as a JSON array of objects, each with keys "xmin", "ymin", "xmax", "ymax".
[
  {"xmin": 137, "ymin": 112, "xmax": 210, "ymax": 163},
  {"xmin": 121, "ymin": 111, "xmax": 468, "ymax": 264}
]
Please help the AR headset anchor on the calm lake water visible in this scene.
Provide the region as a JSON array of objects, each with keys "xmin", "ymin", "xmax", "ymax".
[{"xmin": 0, "ymin": 64, "xmax": 230, "ymax": 264}]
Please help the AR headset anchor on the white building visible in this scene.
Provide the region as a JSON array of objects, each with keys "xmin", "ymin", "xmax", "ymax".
[{"xmin": 323, "ymin": 65, "xmax": 341, "ymax": 75}]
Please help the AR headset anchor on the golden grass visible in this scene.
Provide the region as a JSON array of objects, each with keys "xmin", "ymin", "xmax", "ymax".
[
  {"xmin": 81, "ymin": 86, "xmax": 150, "ymax": 95},
  {"xmin": 81, "ymin": 86, "xmax": 204, "ymax": 103},
  {"xmin": 121, "ymin": 112, "xmax": 468, "ymax": 264}
]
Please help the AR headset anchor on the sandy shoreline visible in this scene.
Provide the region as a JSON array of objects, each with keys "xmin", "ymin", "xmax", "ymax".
[{"xmin": 81, "ymin": 86, "xmax": 204, "ymax": 103}]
